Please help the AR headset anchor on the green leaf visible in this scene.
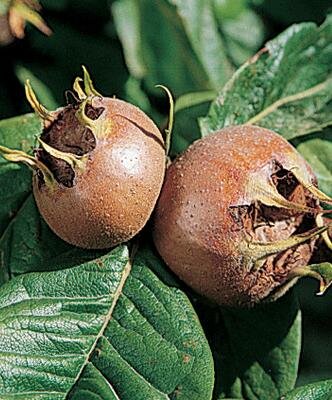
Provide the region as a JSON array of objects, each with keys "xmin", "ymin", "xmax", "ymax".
[
  {"xmin": 172, "ymin": 100, "xmax": 212, "ymax": 155},
  {"xmin": 0, "ymin": 245, "xmax": 214, "ymax": 399},
  {"xmin": 200, "ymin": 16, "xmax": 332, "ymax": 139},
  {"xmin": 0, "ymin": 113, "xmax": 39, "ymax": 153},
  {"xmin": 281, "ymin": 379, "xmax": 332, "ymax": 400},
  {"xmin": 214, "ymin": 4, "xmax": 265, "ymax": 66},
  {"xmin": 200, "ymin": 292, "xmax": 301, "ymax": 400},
  {"xmin": 175, "ymin": 91, "xmax": 217, "ymax": 114},
  {"xmin": 0, "ymin": 0, "xmax": 11, "ymax": 15},
  {"xmin": 123, "ymin": 76, "xmax": 153, "ymax": 114},
  {"xmin": 112, "ymin": 0, "xmax": 235, "ymax": 96},
  {"xmin": 213, "ymin": 0, "xmax": 247, "ymax": 20},
  {"xmin": 293, "ymin": 129, "xmax": 332, "ymax": 197},
  {"xmin": 0, "ymin": 194, "xmax": 77, "ymax": 281},
  {"xmin": 171, "ymin": 90, "xmax": 217, "ymax": 154}
]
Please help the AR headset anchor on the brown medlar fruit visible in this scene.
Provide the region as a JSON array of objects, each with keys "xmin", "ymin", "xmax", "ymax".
[{"xmin": 153, "ymin": 125, "xmax": 331, "ymax": 307}]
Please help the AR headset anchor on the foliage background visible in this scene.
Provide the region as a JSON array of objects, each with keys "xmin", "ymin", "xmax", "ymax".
[{"xmin": 0, "ymin": 0, "xmax": 331, "ymax": 394}]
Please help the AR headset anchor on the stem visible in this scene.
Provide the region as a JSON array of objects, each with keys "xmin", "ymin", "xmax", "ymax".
[{"xmin": 156, "ymin": 85, "xmax": 174, "ymax": 156}]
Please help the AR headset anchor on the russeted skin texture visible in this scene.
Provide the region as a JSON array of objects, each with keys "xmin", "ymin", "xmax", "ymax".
[
  {"xmin": 153, "ymin": 125, "xmax": 320, "ymax": 307},
  {"xmin": 34, "ymin": 97, "xmax": 165, "ymax": 249}
]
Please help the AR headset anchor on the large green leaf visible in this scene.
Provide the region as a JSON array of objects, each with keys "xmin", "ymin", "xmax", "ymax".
[
  {"xmin": 281, "ymin": 380, "xmax": 332, "ymax": 400},
  {"xmin": 197, "ymin": 292, "xmax": 301, "ymax": 400},
  {"xmin": 0, "ymin": 245, "xmax": 214, "ymax": 399},
  {"xmin": 200, "ymin": 16, "xmax": 332, "ymax": 139}
]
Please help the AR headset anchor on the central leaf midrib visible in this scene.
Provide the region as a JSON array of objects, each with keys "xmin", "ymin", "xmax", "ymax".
[
  {"xmin": 246, "ymin": 78, "xmax": 332, "ymax": 125},
  {"xmin": 67, "ymin": 257, "xmax": 132, "ymax": 396}
]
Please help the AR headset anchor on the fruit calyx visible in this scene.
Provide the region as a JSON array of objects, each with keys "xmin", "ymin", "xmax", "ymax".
[
  {"xmin": 230, "ymin": 157, "xmax": 332, "ymax": 301},
  {"xmin": 12, "ymin": 67, "xmax": 106, "ymax": 188}
]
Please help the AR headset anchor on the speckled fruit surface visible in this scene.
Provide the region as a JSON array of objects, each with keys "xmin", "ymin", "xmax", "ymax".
[
  {"xmin": 153, "ymin": 125, "xmax": 321, "ymax": 307},
  {"xmin": 34, "ymin": 97, "xmax": 165, "ymax": 249}
]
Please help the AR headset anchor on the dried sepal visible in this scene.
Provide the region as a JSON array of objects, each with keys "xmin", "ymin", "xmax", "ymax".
[
  {"xmin": 8, "ymin": 0, "xmax": 51, "ymax": 39},
  {"xmin": 38, "ymin": 139, "xmax": 87, "ymax": 171},
  {"xmin": 25, "ymin": 80, "xmax": 55, "ymax": 125},
  {"xmin": 0, "ymin": 144, "xmax": 55, "ymax": 187},
  {"xmin": 82, "ymin": 65, "xmax": 102, "ymax": 97},
  {"xmin": 291, "ymin": 167, "xmax": 332, "ymax": 205},
  {"xmin": 246, "ymin": 172, "xmax": 317, "ymax": 214},
  {"xmin": 244, "ymin": 225, "xmax": 328, "ymax": 269},
  {"xmin": 75, "ymin": 97, "xmax": 98, "ymax": 131},
  {"xmin": 316, "ymin": 213, "xmax": 332, "ymax": 250},
  {"xmin": 73, "ymin": 77, "xmax": 86, "ymax": 101}
]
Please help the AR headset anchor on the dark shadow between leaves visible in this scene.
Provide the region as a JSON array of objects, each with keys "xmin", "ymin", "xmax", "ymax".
[{"xmin": 195, "ymin": 290, "xmax": 300, "ymax": 400}]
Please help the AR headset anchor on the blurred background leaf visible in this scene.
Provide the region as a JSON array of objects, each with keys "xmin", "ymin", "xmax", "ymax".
[
  {"xmin": 195, "ymin": 292, "xmax": 301, "ymax": 400},
  {"xmin": 251, "ymin": 0, "xmax": 332, "ymax": 25}
]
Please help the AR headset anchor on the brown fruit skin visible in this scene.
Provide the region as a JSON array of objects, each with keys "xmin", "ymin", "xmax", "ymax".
[
  {"xmin": 153, "ymin": 125, "xmax": 319, "ymax": 307},
  {"xmin": 33, "ymin": 97, "xmax": 165, "ymax": 249}
]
